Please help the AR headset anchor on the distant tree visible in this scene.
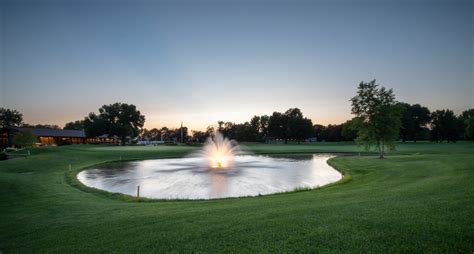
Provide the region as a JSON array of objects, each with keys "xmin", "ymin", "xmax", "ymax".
[
  {"xmin": 341, "ymin": 117, "xmax": 362, "ymax": 141},
  {"xmin": 259, "ymin": 115, "xmax": 270, "ymax": 140},
  {"xmin": 84, "ymin": 103, "xmax": 145, "ymax": 144},
  {"xmin": 289, "ymin": 118, "xmax": 313, "ymax": 143},
  {"xmin": 313, "ymin": 124, "xmax": 327, "ymax": 141},
  {"xmin": 148, "ymin": 128, "xmax": 162, "ymax": 140},
  {"xmin": 205, "ymin": 126, "xmax": 215, "ymax": 137},
  {"xmin": 234, "ymin": 122, "xmax": 256, "ymax": 141},
  {"xmin": 0, "ymin": 108, "xmax": 23, "ymax": 128},
  {"xmin": 160, "ymin": 127, "xmax": 170, "ymax": 141},
  {"xmin": 217, "ymin": 122, "xmax": 237, "ymax": 139},
  {"xmin": 268, "ymin": 112, "xmax": 288, "ymax": 143},
  {"xmin": 250, "ymin": 116, "xmax": 262, "ymax": 141},
  {"xmin": 464, "ymin": 117, "xmax": 474, "ymax": 140},
  {"xmin": 459, "ymin": 109, "xmax": 474, "ymax": 140},
  {"xmin": 191, "ymin": 130, "xmax": 209, "ymax": 142},
  {"xmin": 326, "ymin": 124, "xmax": 343, "ymax": 142},
  {"xmin": 64, "ymin": 120, "xmax": 85, "ymax": 130},
  {"xmin": 267, "ymin": 108, "xmax": 313, "ymax": 143},
  {"xmin": 459, "ymin": 109, "xmax": 474, "ymax": 120},
  {"xmin": 217, "ymin": 121, "xmax": 225, "ymax": 132},
  {"xmin": 350, "ymin": 80, "xmax": 401, "ymax": 159},
  {"xmin": 398, "ymin": 103, "xmax": 431, "ymax": 142},
  {"xmin": 21, "ymin": 123, "xmax": 61, "ymax": 129},
  {"xmin": 430, "ymin": 109, "xmax": 459, "ymax": 143},
  {"xmin": 284, "ymin": 108, "xmax": 313, "ymax": 143},
  {"xmin": 13, "ymin": 130, "xmax": 36, "ymax": 147}
]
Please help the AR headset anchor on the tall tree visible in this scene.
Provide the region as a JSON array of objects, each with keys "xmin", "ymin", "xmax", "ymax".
[
  {"xmin": 84, "ymin": 103, "xmax": 145, "ymax": 144},
  {"xmin": 350, "ymin": 80, "xmax": 401, "ymax": 158},
  {"xmin": 0, "ymin": 108, "xmax": 23, "ymax": 128}
]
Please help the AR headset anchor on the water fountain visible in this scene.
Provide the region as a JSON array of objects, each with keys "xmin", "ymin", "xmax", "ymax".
[{"xmin": 197, "ymin": 131, "xmax": 241, "ymax": 169}]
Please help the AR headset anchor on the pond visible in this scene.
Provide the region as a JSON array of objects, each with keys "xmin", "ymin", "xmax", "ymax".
[{"xmin": 77, "ymin": 154, "xmax": 342, "ymax": 200}]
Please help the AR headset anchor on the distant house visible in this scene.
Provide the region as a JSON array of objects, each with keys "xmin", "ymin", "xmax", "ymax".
[{"xmin": 0, "ymin": 127, "xmax": 115, "ymax": 146}]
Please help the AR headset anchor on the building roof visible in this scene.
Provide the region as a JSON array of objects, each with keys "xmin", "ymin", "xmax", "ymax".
[{"xmin": 9, "ymin": 127, "xmax": 86, "ymax": 138}]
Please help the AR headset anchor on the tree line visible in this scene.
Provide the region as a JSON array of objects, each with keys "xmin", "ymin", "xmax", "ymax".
[{"xmin": 1, "ymin": 80, "xmax": 473, "ymax": 149}]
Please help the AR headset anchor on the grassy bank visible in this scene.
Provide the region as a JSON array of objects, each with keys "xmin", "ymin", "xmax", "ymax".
[{"xmin": 1, "ymin": 142, "xmax": 473, "ymax": 252}]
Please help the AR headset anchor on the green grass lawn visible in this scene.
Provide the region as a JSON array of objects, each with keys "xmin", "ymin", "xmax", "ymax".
[{"xmin": 1, "ymin": 142, "xmax": 473, "ymax": 252}]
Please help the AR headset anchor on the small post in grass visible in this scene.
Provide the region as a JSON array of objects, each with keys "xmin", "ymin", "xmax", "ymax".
[
  {"xmin": 137, "ymin": 185, "xmax": 140, "ymax": 199},
  {"xmin": 69, "ymin": 164, "xmax": 72, "ymax": 171}
]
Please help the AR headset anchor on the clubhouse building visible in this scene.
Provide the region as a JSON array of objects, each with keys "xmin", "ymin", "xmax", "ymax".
[{"xmin": 0, "ymin": 127, "xmax": 114, "ymax": 146}]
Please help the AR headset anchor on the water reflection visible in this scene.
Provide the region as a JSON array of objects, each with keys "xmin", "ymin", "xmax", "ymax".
[{"xmin": 77, "ymin": 154, "xmax": 342, "ymax": 200}]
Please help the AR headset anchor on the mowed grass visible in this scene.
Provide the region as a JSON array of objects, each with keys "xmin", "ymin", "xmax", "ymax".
[{"xmin": 0, "ymin": 142, "xmax": 473, "ymax": 252}]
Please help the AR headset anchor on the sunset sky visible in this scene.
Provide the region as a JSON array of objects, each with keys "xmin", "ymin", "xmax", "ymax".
[{"xmin": 1, "ymin": 0, "xmax": 472, "ymax": 131}]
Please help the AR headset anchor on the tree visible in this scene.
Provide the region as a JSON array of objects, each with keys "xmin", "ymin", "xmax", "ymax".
[
  {"xmin": 22, "ymin": 123, "xmax": 61, "ymax": 129},
  {"xmin": 313, "ymin": 124, "xmax": 327, "ymax": 141},
  {"xmin": 191, "ymin": 130, "xmax": 210, "ymax": 142},
  {"xmin": 430, "ymin": 109, "xmax": 459, "ymax": 143},
  {"xmin": 84, "ymin": 103, "xmax": 145, "ymax": 144},
  {"xmin": 288, "ymin": 117, "xmax": 313, "ymax": 143},
  {"xmin": 267, "ymin": 108, "xmax": 313, "ymax": 143},
  {"xmin": 350, "ymin": 80, "xmax": 401, "ymax": 159},
  {"xmin": 0, "ymin": 108, "xmax": 23, "ymax": 128},
  {"xmin": 398, "ymin": 103, "xmax": 431, "ymax": 142},
  {"xmin": 64, "ymin": 120, "xmax": 85, "ymax": 130},
  {"xmin": 341, "ymin": 117, "xmax": 362, "ymax": 141},
  {"xmin": 160, "ymin": 127, "xmax": 170, "ymax": 141},
  {"xmin": 259, "ymin": 115, "xmax": 270, "ymax": 140},
  {"xmin": 268, "ymin": 112, "xmax": 288, "ymax": 143},
  {"xmin": 250, "ymin": 116, "xmax": 262, "ymax": 141},
  {"xmin": 13, "ymin": 130, "xmax": 36, "ymax": 147},
  {"xmin": 464, "ymin": 117, "xmax": 474, "ymax": 140},
  {"xmin": 459, "ymin": 109, "xmax": 474, "ymax": 140}
]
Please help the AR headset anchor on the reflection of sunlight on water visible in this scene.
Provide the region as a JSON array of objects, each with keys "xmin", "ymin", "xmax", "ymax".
[{"xmin": 210, "ymin": 172, "xmax": 227, "ymax": 197}]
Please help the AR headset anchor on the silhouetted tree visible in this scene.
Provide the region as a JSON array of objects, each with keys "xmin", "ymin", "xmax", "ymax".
[
  {"xmin": 0, "ymin": 108, "xmax": 23, "ymax": 128},
  {"xmin": 191, "ymin": 130, "xmax": 209, "ymax": 142},
  {"xmin": 430, "ymin": 109, "xmax": 459, "ymax": 143},
  {"xmin": 64, "ymin": 120, "xmax": 85, "ymax": 130},
  {"xmin": 259, "ymin": 115, "xmax": 270, "ymax": 140},
  {"xmin": 84, "ymin": 103, "xmax": 145, "ymax": 144},
  {"xmin": 341, "ymin": 117, "xmax": 362, "ymax": 141},
  {"xmin": 22, "ymin": 123, "xmax": 61, "ymax": 129},
  {"xmin": 268, "ymin": 112, "xmax": 288, "ymax": 143},
  {"xmin": 313, "ymin": 124, "xmax": 327, "ymax": 141},
  {"xmin": 398, "ymin": 103, "xmax": 431, "ymax": 142},
  {"xmin": 459, "ymin": 109, "xmax": 474, "ymax": 140}
]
